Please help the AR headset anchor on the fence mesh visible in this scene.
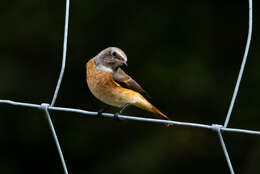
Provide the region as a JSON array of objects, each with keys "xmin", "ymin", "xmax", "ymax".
[{"xmin": 0, "ymin": 0, "xmax": 256, "ymax": 174}]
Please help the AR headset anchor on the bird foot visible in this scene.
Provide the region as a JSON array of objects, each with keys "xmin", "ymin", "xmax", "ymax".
[
  {"xmin": 97, "ymin": 110, "xmax": 105, "ymax": 120},
  {"xmin": 97, "ymin": 106, "xmax": 111, "ymax": 120},
  {"xmin": 113, "ymin": 112, "xmax": 121, "ymax": 121}
]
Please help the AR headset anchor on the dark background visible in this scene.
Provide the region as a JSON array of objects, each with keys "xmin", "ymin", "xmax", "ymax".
[{"xmin": 0, "ymin": 0, "xmax": 259, "ymax": 173}]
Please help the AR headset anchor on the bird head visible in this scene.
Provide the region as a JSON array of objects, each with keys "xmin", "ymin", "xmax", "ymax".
[{"xmin": 94, "ymin": 47, "xmax": 128, "ymax": 72}]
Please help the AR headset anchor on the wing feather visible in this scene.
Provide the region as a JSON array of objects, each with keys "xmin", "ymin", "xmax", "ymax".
[{"xmin": 112, "ymin": 68, "xmax": 150, "ymax": 99}]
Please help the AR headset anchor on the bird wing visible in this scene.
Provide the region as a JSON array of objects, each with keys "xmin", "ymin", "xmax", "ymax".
[{"xmin": 112, "ymin": 68, "xmax": 150, "ymax": 99}]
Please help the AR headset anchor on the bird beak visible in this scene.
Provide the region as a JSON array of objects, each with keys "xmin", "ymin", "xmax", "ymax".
[{"xmin": 123, "ymin": 61, "xmax": 128, "ymax": 67}]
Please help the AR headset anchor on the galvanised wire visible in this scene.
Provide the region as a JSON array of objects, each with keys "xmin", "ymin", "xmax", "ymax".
[
  {"xmin": 0, "ymin": 99, "xmax": 259, "ymax": 135},
  {"xmin": 0, "ymin": 99, "xmax": 260, "ymax": 136},
  {"xmin": 51, "ymin": 0, "xmax": 70, "ymax": 107},
  {"xmin": 0, "ymin": 0, "xmax": 255, "ymax": 174},
  {"xmin": 41, "ymin": 103, "xmax": 68, "ymax": 174},
  {"xmin": 215, "ymin": 125, "xmax": 235, "ymax": 174},
  {"xmin": 224, "ymin": 0, "xmax": 253, "ymax": 128}
]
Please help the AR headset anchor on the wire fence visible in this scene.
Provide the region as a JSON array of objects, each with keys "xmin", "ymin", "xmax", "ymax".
[{"xmin": 0, "ymin": 0, "xmax": 256, "ymax": 174}]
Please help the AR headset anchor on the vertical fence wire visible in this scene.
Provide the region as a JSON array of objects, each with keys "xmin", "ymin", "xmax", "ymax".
[
  {"xmin": 212, "ymin": 125, "xmax": 235, "ymax": 174},
  {"xmin": 224, "ymin": 0, "xmax": 253, "ymax": 128},
  {"xmin": 41, "ymin": 104, "xmax": 69, "ymax": 174},
  {"xmin": 217, "ymin": 129, "xmax": 234, "ymax": 174},
  {"xmin": 46, "ymin": 0, "xmax": 70, "ymax": 173},
  {"xmin": 218, "ymin": 1, "xmax": 253, "ymax": 173},
  {"xmin": 51, "ymin": 0, "xmax": 70, "ymax": 107}
]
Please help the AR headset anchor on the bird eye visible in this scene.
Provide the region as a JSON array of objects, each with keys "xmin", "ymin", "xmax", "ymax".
[{"xmin": 111, "ymin": 51, "xmax": 117, "ymax": 56}]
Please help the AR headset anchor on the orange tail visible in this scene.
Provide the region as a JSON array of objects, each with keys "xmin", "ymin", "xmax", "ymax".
[
  {"xmin": 134, "ymin": 94, "xmax": 172, "ymax": 127},
  {"xmin": 150, "ymin": 105, "xmax": 169, "ymax": 120},
  {"xmin": 150, "ymin": 105, "xmax": 173, "ymax": 127}
]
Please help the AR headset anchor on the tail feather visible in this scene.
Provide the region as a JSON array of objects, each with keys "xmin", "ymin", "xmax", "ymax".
[
  {"xmin": 151, "ymin": 105, "xmax": 173, "ymax": 127},
  {"xmin": 134, "ymin": 94, "xmax": 173, "ymax": 127},
  {"xmin": 151, "ymin": 105, "xmax": 168, "ymax": 120}
]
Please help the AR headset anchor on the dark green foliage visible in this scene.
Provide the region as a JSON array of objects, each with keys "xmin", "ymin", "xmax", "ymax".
[{"xmin": 0, "ymin": 0, "xmax": 259, "ymax": 173}]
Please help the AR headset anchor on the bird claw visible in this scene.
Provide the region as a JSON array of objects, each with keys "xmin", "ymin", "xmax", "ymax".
[
  {"xmin": 113, "ymin": 112, "xmax": 121, "ymax": 121},
  {"xmin": 97, "ymin": 110, "xmax": 105, "ymax": 120}
]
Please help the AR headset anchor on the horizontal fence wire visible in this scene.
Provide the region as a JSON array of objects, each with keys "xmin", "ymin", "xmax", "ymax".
[
  {"xmin": 0, "ymin": 99, "xmax": 260, "ymax": 136},
  {"xmin": 0, "ymin": 0, "xmax": 256, "ymax": 174}
]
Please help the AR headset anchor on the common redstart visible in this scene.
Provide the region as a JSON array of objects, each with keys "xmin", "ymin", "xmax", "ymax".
[{"xmin": 86, "ymin": 47, "xmax": 171, "ymax": 126}]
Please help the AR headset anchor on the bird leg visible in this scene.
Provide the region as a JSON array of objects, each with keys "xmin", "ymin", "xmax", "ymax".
[
  {"xmin": 114, "ymin": 103, "xmax": 131, "ymax": 121},
  {"xmin": 97, "ymin": 105, "xmax": 111, "ymax": 120}
]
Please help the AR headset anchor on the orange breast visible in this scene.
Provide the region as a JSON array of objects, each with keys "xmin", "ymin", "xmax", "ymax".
[{"xmin": 86, "ymin": 59, "xmax": 140, "ymax": 107}]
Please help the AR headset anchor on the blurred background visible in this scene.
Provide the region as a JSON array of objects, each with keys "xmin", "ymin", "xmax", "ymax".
[{"xmin": 0, "ymin": 0, "xmax": 259, "ymax": 173}]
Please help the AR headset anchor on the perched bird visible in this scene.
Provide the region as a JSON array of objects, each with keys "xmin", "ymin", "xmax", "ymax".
[{"xmin": 86, "ymin": 47, "xmax": 171, "ymax": 126}]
